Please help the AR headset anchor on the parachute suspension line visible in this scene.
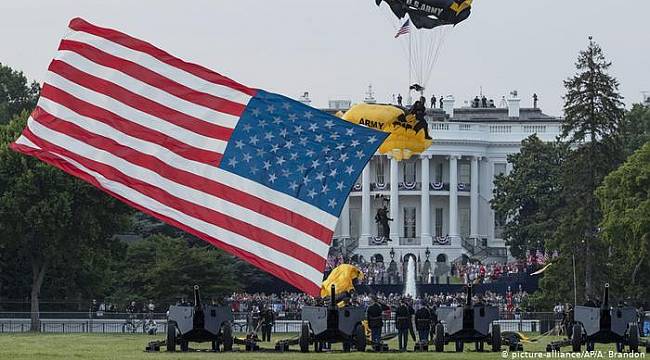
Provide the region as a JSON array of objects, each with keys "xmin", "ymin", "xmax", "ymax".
[
  {"xmin": 407, "ymin": 25, "xmax": 413, "ymax": 105},
  {"xmin": 423, "ymin": 27, "xmax": 450, "ymax": 89},
  {"xmin": 411, "ymin": 26, "xmax": 451, "ymax": 93}
]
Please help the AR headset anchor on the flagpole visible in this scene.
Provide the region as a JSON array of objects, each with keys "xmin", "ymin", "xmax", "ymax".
[
  {"xmin": 572, "ymin": 252, "xmax": 577, "ymax": 306},
  {"xmin": 408, "ymin": 23, "xmax": 412, "ymax": 106}
]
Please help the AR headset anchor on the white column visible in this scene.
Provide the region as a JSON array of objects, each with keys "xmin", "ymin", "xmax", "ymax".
[
  {"xmin": 470, "ymin": 156, "xmax": 480, "ymax": 239},
  {"xmin": 341, "ymin": 198, "xmax": 350, "ymax": 239},
  {"xmin": 389, "ymin": 156, "xmax": 399, "ymax": 241},
  {"xmin": 448, "ymin": 155, "xmax": 459, "ymax": 240},
  {"xmin": 420, "ymin": 155, "xmax": 431, "ymax": 244},
  {"xmin": 361, "ymin": 165, "xmax": 371, "ymax": 245}
]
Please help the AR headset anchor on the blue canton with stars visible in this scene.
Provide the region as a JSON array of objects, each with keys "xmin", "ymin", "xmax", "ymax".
[{"xmin": 220, "ymin": 90, "xmax": 387, "ymax": 217}]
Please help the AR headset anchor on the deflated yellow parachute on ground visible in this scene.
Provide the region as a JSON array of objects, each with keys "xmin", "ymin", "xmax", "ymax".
[
  {"xmin": 320, "ymin": 264, "xmax": 364, "ymax": 298},
  {"xmin": 337, "ymin": 103, "xmax": 432, "ymax": 161}
]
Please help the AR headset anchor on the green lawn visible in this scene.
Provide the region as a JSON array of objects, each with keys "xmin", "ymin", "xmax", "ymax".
[{"xmin": 0, "ymin": 332, "xmax": 643, "ymax": 360}]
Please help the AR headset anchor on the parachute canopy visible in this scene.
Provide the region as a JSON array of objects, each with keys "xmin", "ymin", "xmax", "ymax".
[
  {"xmin": 375, "ymin": 0, "xmax": 472, "ymax": 29},
  {"xmin": 338, "ymin": 103, "xmax": 433, "ymax": 161},
  {"xmin": 320, "ymin": 264, "xmax": 364, "ymax": 298}
]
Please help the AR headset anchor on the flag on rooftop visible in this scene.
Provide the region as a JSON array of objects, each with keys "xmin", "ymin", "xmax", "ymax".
[
  {"xmin": 10, "ymin": 18, "xmax": 387, "ymax": 296},
  {"xmin": 395, "ymin": 19, "xmax": 411, "ymax": 38}
]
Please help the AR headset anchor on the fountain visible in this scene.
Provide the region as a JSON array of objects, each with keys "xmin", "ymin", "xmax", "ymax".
[{"xmin": 403, "ymin": 255, "xmax": 417, "ymax": 298}]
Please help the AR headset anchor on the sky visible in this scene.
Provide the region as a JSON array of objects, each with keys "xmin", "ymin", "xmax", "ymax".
[{"xmin": 1, "ymin": 0, "xmax": 648, "ymax": 117}]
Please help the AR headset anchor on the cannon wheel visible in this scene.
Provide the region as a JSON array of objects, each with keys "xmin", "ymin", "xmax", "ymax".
[
  {"xmin": 299, "ymin": 323, "xmax": 310, "ymax": 353},
  {"xmin": 166, "ymin": 321, "xmax": 176, "ymax": 352},
  {"xmin": 354, "ymin": 324, "xmax": 366, "ymax": 352},
  {"xmin": 492, "ymin": 324, "xmax": 501, "ymax": 352},
  {"xmin": 572, "ymin": 324, "xmax": 582, "ymax": 352},
  {"xmin": 629, "ymin": 324, "xmax": 639, "ymax": 352},
  {"xmin": 455, "ymin": 340, "xmax": 464, "ymax": 352},
  {"xmin": 180, "ymin": 340, "xmax": 189, "ymax": 352},
  {"xmin": 434, "ymin": 323, "xmax": 445, "ymax": 352},
  {"xmin": 222, "ymin": 323, "xmax": 233, "ymax": 351}
]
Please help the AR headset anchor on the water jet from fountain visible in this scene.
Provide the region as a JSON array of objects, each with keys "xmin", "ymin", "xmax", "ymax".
[{"xmin": 404, "ymin": 256, "xmax": 417, "ymax": 299}]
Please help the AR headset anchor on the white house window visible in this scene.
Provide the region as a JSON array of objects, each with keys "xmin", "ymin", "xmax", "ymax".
[
  {"xmin": 460, "ymin": 208, "xmax": 470, "ymax": 238},
  {"xmin": 495, "ymin": 214, "xmax": 506, "ymax": 239},
  {"xmin": 375, "ymin": 157, "xmax": 386, "ymax": 185},
  {"xmin": 403, "ymin": 160, "xmax": 417, "ymax": 185},
  {"xmin": 403, "ymin": 207, "xmax": 416, "ymax": 238},
  {"xmin": 435, "ymin": 163, "xmax": 443, "ymax": 182},
  {"xmin": 435, "ymin": 208, "xmax": 443, "ymax": 237},
  {"xmin": 350, "ymin": 208, "xmax": 360, "ymax": 239},
  {"xmin": 494, "ymin": 163, "xmax": 507, "ymax": 178},
  {"xmin": 377, "ymin": 222, "xmax": 386, "ymax": 238},
  {"xmin": 459, "ymin": 163, "xmax": 470, "ymax": 184}
]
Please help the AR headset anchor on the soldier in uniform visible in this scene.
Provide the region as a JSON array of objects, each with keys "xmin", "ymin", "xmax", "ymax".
[
  {"xmin": 396, "ymin": 298, "xmax": 415, "ymax": 351},
  {"xmin": 410, "ymin": 101, "xmax": 432, "ymax": 140},
  {"xmin": 415, "ymin": 304, "xmax": 432, "ymax": 343},
  {"xmin": 561, "ymin": 304, "xmax": 574, "ymax": 338},
  {"xmin": 260, "ymin": 305, "xmax": 274, "ymax": 342},
  {"xmin": 366, "ymin": 296, "xmax": 389, "ymax": 351},
  {"xmin": 430, "ymin": 303, "xmax": 439, "ymax": 342},
  {"xmin": 375, "ymin": 206, "xmax": 393, "ymax": 242}
]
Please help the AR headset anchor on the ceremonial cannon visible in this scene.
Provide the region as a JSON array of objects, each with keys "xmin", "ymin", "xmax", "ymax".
[
  {"xmin": 164, "ymin": 285, "xmax": 234, "ymax": 352},
  {"xmin": 434, "ymin": 284, "xmax": 516, "ymax": 352},
  {"xmin": 275, "ymin": 285, "xmax": 366, "ymax": 352},
  {"xmin": 547, "ymin": 283, "xmax": 648, "ymax": 353}
]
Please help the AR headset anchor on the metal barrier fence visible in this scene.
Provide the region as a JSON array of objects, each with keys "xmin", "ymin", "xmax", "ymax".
[{"xmin": 0, "ymin": 311, "xmax": 560, "ymax": 334}]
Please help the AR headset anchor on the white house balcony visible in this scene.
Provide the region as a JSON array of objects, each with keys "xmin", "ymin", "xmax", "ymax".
[{"xmin": 426, "ymin": 121, "xmax": 561, "ymax": 144}]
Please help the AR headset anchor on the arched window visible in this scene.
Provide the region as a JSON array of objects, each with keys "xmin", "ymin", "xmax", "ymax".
[
  {"xmin": 436, "ymin": 254, "xmax": 447, "ymax": 263},
  {"xmin": 373, "ymin": 254, "xmax": 384, "ymax": 264}
]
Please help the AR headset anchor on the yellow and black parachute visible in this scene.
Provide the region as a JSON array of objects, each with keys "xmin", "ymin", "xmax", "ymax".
[
  {"xmin": 337, "ymin": 103, "xmax": 432, "ymax": 161},
  {"xmin": 320, "ymin": 264, "xmax": 364, "ymax": 299},
  {"xmin": 374, "ymin": 0, "xmax": 473, "ymax": 89},
  {"xmin": 375, "ymin": 0, "xmax": 472, "ymax": 29}
]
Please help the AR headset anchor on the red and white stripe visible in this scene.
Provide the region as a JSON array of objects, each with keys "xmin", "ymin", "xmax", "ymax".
[
  {"xmin": 394, "ymin": 20, "xmax": 411, "ymax": 38},
  {"xmin": 11, "ymin": 18, "xmax": 336, "ymax": 295}
]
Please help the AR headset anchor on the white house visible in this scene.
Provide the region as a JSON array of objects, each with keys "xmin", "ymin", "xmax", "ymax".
[{"xmin": 326, "ymin": 93, "xmax": 562, "ymax": 274}]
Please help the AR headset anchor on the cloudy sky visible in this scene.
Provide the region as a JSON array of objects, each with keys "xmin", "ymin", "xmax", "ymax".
[{"xmin": 1, "ymin": 0, "xmax": 648, "ymax": 116}]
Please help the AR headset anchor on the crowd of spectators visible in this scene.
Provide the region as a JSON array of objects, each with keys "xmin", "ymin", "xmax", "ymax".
[
  {"xmin": 324, "ymin": 250, "xmax": 551, "ymax": 285},
  {"xmin": 451, "ymin": 260, "xmax": 532, "ymax": 284},
  {"xmin": 224, "ymin": 288, "xmax": 530, "ymax": 320}
]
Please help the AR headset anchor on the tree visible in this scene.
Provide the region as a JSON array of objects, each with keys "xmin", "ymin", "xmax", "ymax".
[
  {"xmin": 491, "ymin": 135, "xmax": 567, "ymax": 258},
  {"xmin": 0, "ymin": 63, "xmax": 40, "ymax": 124},
  {"xmin": 0, "ymin": 113, "xmax": 132, "ymax": 330},
  {"xmin": 113, "ymin": 234, "xmax": 240, "ymax": 306},
  {"xmin": 596, "ymin": 141, "xmax": 650, "ymax": 301},
  {"xmin": 619, "ymin": 103, "xmax": 650, "ymax": 156},
  {"xmin": 555, "ymin": 37, "xmax": 625, "ymax": 298}
]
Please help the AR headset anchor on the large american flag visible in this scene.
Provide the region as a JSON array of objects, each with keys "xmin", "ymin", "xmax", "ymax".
[{"xmin": 10, "ymin": 18, "xmax": 387, "ymax": 296}]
